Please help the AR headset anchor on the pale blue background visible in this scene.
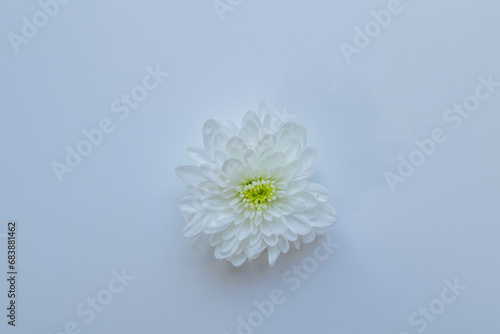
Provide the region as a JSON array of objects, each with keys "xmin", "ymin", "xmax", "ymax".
[{"xmin": 1, "ymin": 0, "xmax": 499, "ymax": 333}]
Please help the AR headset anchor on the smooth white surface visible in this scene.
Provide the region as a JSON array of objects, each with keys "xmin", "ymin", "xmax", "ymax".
[{"xmin": 1, "ymin": 0, "xmax": 499, "ymax": 333}]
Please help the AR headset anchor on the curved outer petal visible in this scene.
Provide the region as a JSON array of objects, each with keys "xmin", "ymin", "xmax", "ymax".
[
  {"xmin": 305, "ymin": 182, "xmax": 331, "ymax": 202},
  {"xmin": 175, "ymin": 165, "xmax": 206, "ymax": 186},
  {"xmin": 299, "ymin": 147, "xmax": 317, "ymax": 172},
  {"xmin": 267, "ymin": 246, "xmax": 281, "ymax": 268}
]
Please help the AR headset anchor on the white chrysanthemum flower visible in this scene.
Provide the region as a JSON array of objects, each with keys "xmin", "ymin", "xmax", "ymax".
[{"xmin": 176, "ymin": 103, "xmax": 336, "ymax": 267}]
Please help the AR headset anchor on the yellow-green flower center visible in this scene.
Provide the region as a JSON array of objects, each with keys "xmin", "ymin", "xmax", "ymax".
[{"xmin": 239, "ymin": 178, "xmax": 277, "ymax": 210}]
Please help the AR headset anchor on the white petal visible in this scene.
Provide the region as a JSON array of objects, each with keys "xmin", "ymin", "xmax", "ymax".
[
  {"xmin": 205, "ymin": 214, "xmax": 233, "ymax": 233},
  {"xmin": 230, "ymin": 252, "xmax": 248, "ymax": 267},
  {"xmin": 221, "ymin": 224, "xmax": 237, "ymax": 240},
  {"xmin": 270, "ymin": 215, "xmax": 287, "ymax": 235},
  {"xmin": 187, "ymin": 147, "xmax": 213, "ymax": 164},
  {"xmin": 179, "ymin": 196, "xmax": 202, "ymax": 214},
  {"xmin": 294, "ymin": 125, "xmax": 307, "ymax": 149},
  {"xmin": 190, "ymin": 234, "xmax": 210, "ymax": 251},
  {"xmin": 244, "ymin": 149, "xmax": 258, "ymax": 166},
  {"xmin": 285, "ymin": 215, "xmax": 312, "ymax": 235},
  {"xmin": 175, "ymin": 165, "xmax": 206, "ymax": 186},
  {"xmin": 259, "ymin": 222, "xmax": 273, "ymax": 236},
  {"xmin": 235, "ymin": 239, "xmax": 248, "ymax": 255},
  {"xmin": 254, "ymin": 212, "xmax": 263, "ymax": 226},
  {"xmin": 222, "ymin": 159, "xmax": 243, "ymax": 176},
  {"xmin": 203, "ymin": 119, "xmax": 232, "ymax": 151},
  {"xmin": 183, "ymin": 211, "xmax": 205, "ymax": 237},
  {"xmin": 299, "ymin": 147, "xmax": 317, "ymax": 171},
  {"xmin": 286, "ymin": 193, "xmax": 318, "ymax": 212},
  {"xmin": 226, "ymin": 120, "xmax": 239, "ymax": 133},
  {"xmin": 210, "ymin": 234, "xmax": 223, "ymax": 247},
  {"xmin": 279, "ymin": 160, "xmax": 302, "ymax": 181},
  {"xmin": 197, "ymin": 181, "xmax": 221, "ymax": 194},
  {"xmin": 263, "ymin": 234, "xmax": 279, "ymax": 246},
  {"xmin": 281, "ymin": 138, "xmax": 302, "ymax": 161},
  {"xmin": 249, "ymin": 233, "xmax": 261, "ymax": 246},
  {"xmin": 220, "ymin": 237, "xmax": 240, "ymax": 254},
  {"xmin": 258, "ymin": 101, "xmax": 270, "ymax": 120},
  {"xmin": 274, "ymin": 202, "xmax": 293, "ymax": 216},
  {"xmin": 285, "ymin": 180, "xmax": 309, "ymax": 196},
  {"xmin": 213, "ymin": 150, "xmax": 228, "ymax": 166},
  {"xmin": 246, "ymin": 242, "xmax": 266, "ymax": 259},
  {"xmin": 240, "ymin": 113, "xmax": 261, "ymax": 141},
  {"xmin": 263, "ymin": 211, "xmax": 273, "ymax": 222},
  {"xmin": 315, "ymin": 228, "xmax": 327, "ymax": 237},
  {"xmin": 283, "ymin": 228, "xmax": 298, "ymax": 242},
  {"xmin": 301, "ymin": 230, "xmax": 316, "ymax": 244},
  {"xmin": 262, "ymin": 112, "xmax": 272, "ymax": 129},
  {"xmin": 305, "ymin": 183, "xmax": 331, "ymax": 202},
  {"xmin": 292, "ymin": 169, "xmax": 315, "ymax": 181},
  {"xmin": 277, "ymin": 128, "xmax": 292, "ymax": 151},
  {"xmin": 267, "ymin": 246, "xmax": 281, "ymax": 268},
  {"xmin": 259, "ymin": 152, "xmax": 285, "ymax": 169},
  {"xmin": 205, "ymin": 195, "xmax": 230, "ymax": 211},
  {"xmin": 229, "ymin": 197, "xmax": 241, "ymax": 207},
  {"xmin": 242, "ymin": 109, "xmax": 262, "ymax": 129},
  {"xmin": 237, "ymin": 223, "xmax": 252, "ymax": 241},
  {"xmin": 222, "ymin": 187, "xmax": 237, "ymax": 198},
  {"xmin": 267, "ymin": 204, "xmax": 283, "ymax": 218},
  {"xmin": 226, "ymin": 136, "xmax": 248, "ymax": 153},
  {"xmin": 214, "ymin": 246, "xmax": 225, "ymax": 259},
  {"xmin": 234, "ymin": 203, "xmax": 245, "ymax": 214},
  {"xmin": 200, "ymin": 164, "xmax": 226, "ymax": 187},
  {"xmin": 234, "ymin": 212, "xmax": 246, "ymax": 224},
  {"xmin": 309, "ymin": 204, "xmax": 337, "ymax": 227},
  {"xmin": 278, "ymin": 237, "xmax": 290, "ymax": 253},
  {"xmin": 256, "ymin": 134, "xmax": 277, "ymax": 153},
  {"xmin": 257, "ymin": 147, "xmax": 276, "ymax": 163}
]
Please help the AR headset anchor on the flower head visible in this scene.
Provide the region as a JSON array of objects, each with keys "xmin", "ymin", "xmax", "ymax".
[{"xmin": 176, "ymin": 103, "xmax": 337, "ymax": 267}]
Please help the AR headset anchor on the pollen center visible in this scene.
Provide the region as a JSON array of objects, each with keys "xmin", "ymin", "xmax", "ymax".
[{"xmin": 238, "ymin": 178, "xmax": 277, "ymax": 210}]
